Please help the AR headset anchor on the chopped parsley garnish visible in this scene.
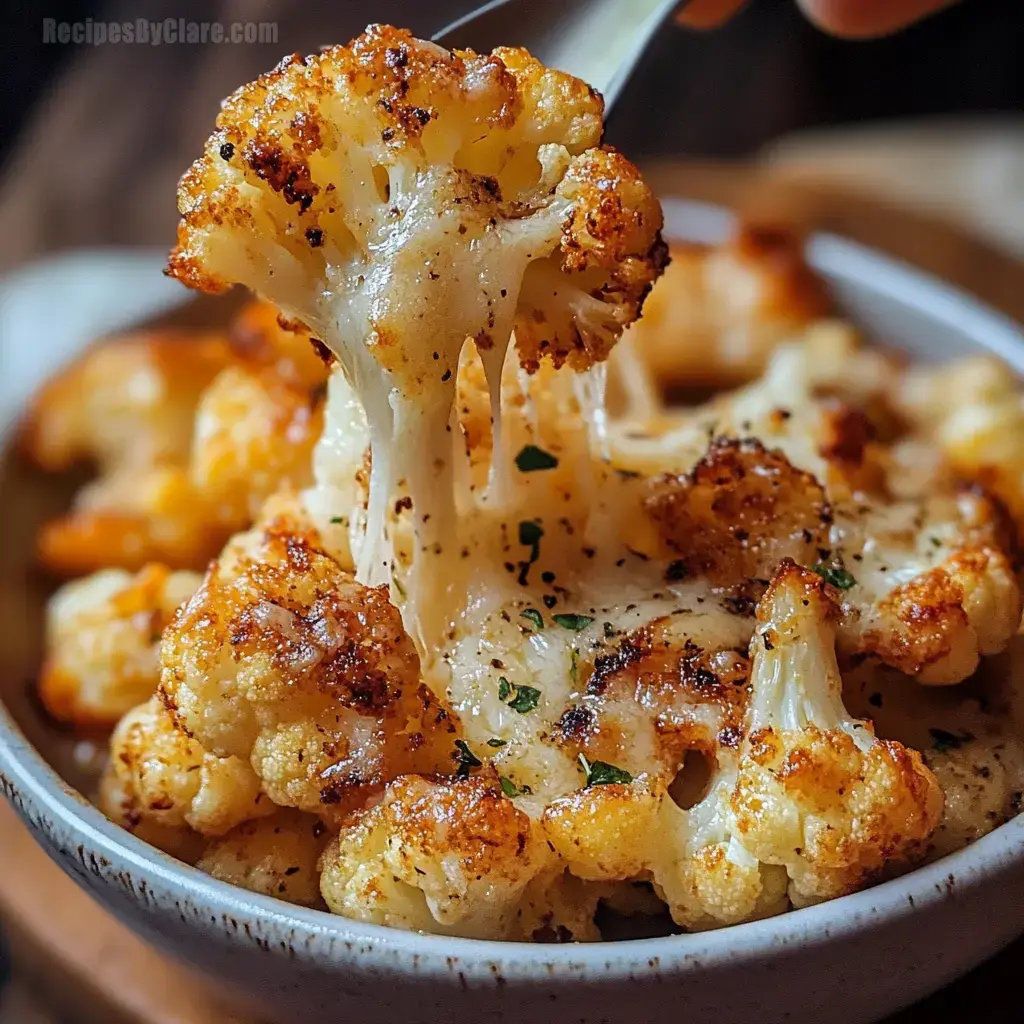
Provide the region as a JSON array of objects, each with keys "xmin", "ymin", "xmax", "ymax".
[
  {"xmin": 329, "ymin": 516, "xmax": 345, "ymax": 525},
  {"xmin": 498, "ymin": 677, "xmax": 541, "ymax": 714},
  {"xmin": 520, "ymin": 607, "xmax": 544, "ymax": 631},
  {"xmin": 930, "ymin": 536, "xmax": 943, "ymax": 549},
  {"xmin": 519, "ymin": 520, "xmax": 543, "ymax": 558},
  {"xmin": 514, "ymin": 444, "xmax": 559, "ymax": 472},
  {"xmin": 507, "ymin": 684, "xmax": 542, "ymax": 714},
  {"xmin": 578, "ymin": 753, "xmax": 633, "ymax": 787},
  {"xmin": 553, "ymin": 613, "xmax": 594, "ymax": 632},
  {"xmin": 812, "ymin": 564, "xmax": 857, "ymax": 590},
  {"xmin": 453, "ymin": 740, "xmax": 482, "ymax": 778},
  {"xmin": 499, "ymin": 774, "xmax": 532, "ymax": 798},
  {"xmin": 517, "ymin": 520, "xmax": 544, "ymax": 584},
  {"xmin": 930, "ymin": 727, "xmax": 968, "ymax": 754},
  {"xmin": 487, "ymin": 738, "xmax": 507, "ymax": 748}
]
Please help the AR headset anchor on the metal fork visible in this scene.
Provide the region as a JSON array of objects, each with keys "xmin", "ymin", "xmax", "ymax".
[{"xmin": 433, "ymin": 0, "xmax": 689, "ymax": 114}]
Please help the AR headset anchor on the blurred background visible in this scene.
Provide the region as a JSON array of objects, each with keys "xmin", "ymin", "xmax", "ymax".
[{"xmin": 1, "ymin": 0, "xmax": 1023, "ymax": 272}]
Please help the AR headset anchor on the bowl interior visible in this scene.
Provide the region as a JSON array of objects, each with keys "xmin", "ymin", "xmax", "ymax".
[{"xmin": 1, "ymin": 198, "xmax": 1023, "ymax": 919}]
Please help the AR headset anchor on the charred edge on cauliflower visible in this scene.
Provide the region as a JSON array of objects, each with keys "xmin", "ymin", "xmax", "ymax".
[{"xmin": 644, "ymin": 437, "xmax": 832, "ymax": 586}]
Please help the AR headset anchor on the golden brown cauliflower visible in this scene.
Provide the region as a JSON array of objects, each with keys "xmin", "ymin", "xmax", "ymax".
[
  {"xmin": 166, "ymin": 24, "xmax": 665, "ymax": 612},
  {"xmin": 159, "ymin": 506, "xmax": 458, "ymax": 825},
  {"xmin": 100, "ymin": 696, "xmax": 270, "ymax": 850},
  {"xmin": 827, "ymin": 488, "xmax": 1021, "ymax": 684},
  {"xmin": 189, "ymin": 364, "xmax": 323, "ymax": 530},
  {"xmin": 643, "ymin": 437, "xmax": 832, "ymax": 587},
  {"xmin": 21, "ymin": 329, "xmax": 232, "ymax": 474},
  {"xmin": 40, "ymin": 564, "xmax": 200, "ymax": 728},
  {"xmin": 319, "ymin": 774, "xmax": 555, "ymax": 938},
  {"xmin": 167, "ymin": 25, "xmax": 664, "ymax": 377},
  {"xmin": 36, "ymin": 464, "xmax": 227, "ymax": 575},
  {"xmin": 731, "ymin": 562, "xmax": 944, "ymax": 907},
  {"xmin": 624, "ymin": 224, "xmax": 831, "ymax": 390},
  {"xmin": 197, "ymin": 809, "xmax": 330, "ymax": 907},
  {"xmin": 896, "ymin": 354, "xmax": 1024, "ymax": 534}
]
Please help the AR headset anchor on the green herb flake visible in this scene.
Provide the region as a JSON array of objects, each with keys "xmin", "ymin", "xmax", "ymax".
[
  {"xmin": 329, "ymin": 516, "xmax": 346, "ymax": 525},
  {"xmin": 603, "ymin": 621, "xmax": 617, "ymax": 639},
  {"xmin": 519, "ymin": 520, "xmax": 544, "ymax": 558},
  {"xmin": 453, "ymin": 739, "xmax": 482, "ymax": 778},
  {"xmin": 930, "ymin": 727, "xmax": 967, "ymax": 754},
  {"xmin": 930, "ymin": 536, "xmax": 942, "ymax": 549},
  {"xmin": 520, "ymin": 607, "xmax": 544, "ymax": 631},
  {"xmin": 514, "ymin": 444, "xmax": 559, "ymax": 473},
  {"xmin": 553, "ymin": 613, "xmax": 594, "ymax": 632},
  {"xmin": 499, "ymin": 776, "xmax": 522, "ymax": 798},
  {"xmin": 517, "ymin": 520, "xmax": 545, "ymax": 585},
  {"xmin": 811, "ymin": 564, "xmax": 857, "ymax": 590},
  {"xmin": 487, "ymin": 738, "xmax": 507, "ymax": 748},
  {"xmin": 507, "ymin": 683, "xmax": 542, "ymax": 714},
  {"xmin": 578, "ymin": 753, "xmax": 633, "ymax": 787},
  {"xmin": 498, "ymin": 677, "xmax": 512, "ymax": 701}
]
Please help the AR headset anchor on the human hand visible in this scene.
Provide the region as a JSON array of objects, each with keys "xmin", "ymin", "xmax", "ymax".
[{"xmin": 676, "ymin": 0, "xmax": 957, "ymax": 37}]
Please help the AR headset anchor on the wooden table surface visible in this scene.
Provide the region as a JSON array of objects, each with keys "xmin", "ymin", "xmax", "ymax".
[{"xmin": 1, "ymin": 153, "xmax": 1022, "ymax": 1023}]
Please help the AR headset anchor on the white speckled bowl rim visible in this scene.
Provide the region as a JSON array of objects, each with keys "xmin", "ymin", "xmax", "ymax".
[{"xmin": 2, "ymin": 199, "xmax": 1023, "ymax": 984}]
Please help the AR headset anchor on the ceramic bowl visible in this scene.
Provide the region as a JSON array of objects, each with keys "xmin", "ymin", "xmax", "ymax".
[{"xmin": 2, "ymin": 200, "xmax": 1024, "ymax": 1024}]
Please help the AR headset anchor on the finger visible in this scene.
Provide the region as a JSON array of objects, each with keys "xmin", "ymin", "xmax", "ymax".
[
  {"xmin": 674, "ymin": 0, "xmax": 751, "ymax": 30},
  {"xmin": 796, "ymin": 0, "xmax": 958, "ymax": 38}
]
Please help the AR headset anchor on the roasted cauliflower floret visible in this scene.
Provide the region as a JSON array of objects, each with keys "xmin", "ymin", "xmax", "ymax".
[
  {"xmin": 21, "ymin": 329, "xmax": 232, "ymax": 473},
  {"xmin": 190, "ymin": 364, "xmax": 324, "ymax": 529},
  {"xmin": 897, "ymin": 354, "xmax": 1024, "ymax": 533},
  {"xmin": 653, "ymin": 758, "xmax": 790, "ymax": 931},
  {"xmin": 167, "ymin": 25, "xmax": 664, "ymax": 377},
  {"xmin": 40, "ymin": 564, "xmax": 200, "ymax": 728},
  {"xmin": 828, "ymin": 488, "xmax": 1021, "ymax": 684},
  {"xmin": 731, "ymin": 562, "xmax": 944, "ymax": 907},
  {"xmin": 100, "ymin": 696, "xmax": 270, "ymax": 846},
  {"xmin": 643, "ymin": 437, "xmax": 832, "ymax": 587},
  {"xmin": 36, "ymin": 464, "xmax": 227, "ymax": 575},
  {"xmin": 319, "ymin": 774, "xmax": 554, "ymax": 937},
  {"xmin": 166, "ymin": 25, "xmax": 665, "ymax": 612},
  {"xmin": 159, "ymin": 507, "xmax": 458, "ymax": 824},
  {"xmin": 197, "ymin": 809, "xmax": 330, "ymax": 907},
  {"xmin": 624, "ymin": 224, "xmax": 831, "ymax": 389}
]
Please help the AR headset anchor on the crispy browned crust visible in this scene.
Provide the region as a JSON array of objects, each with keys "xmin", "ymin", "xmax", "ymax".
[
  {"xmin": 561, "ymin": 623, "xmax": 750, "ymax": 771},
  {"xmin": 732, "ymin": 723, "xmax": 942, "ymax": 893},
  {"xmin": 862, "ymin": 547, "xmax": 1015, "ymax": 677},
  {"xmin": 167, "ymin": 27, "xmax": 539, "ymax": 291},
  {"xmin": 160, "ymin": 510, "xmax": 459, "ymax": 820},
  {"xmin": 515, "ymin": 148, "xmax": 670, "ymax": 373},
  {"xmin": 644, "ymin": 438, "xmax": 832, "ymax": 586}
]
